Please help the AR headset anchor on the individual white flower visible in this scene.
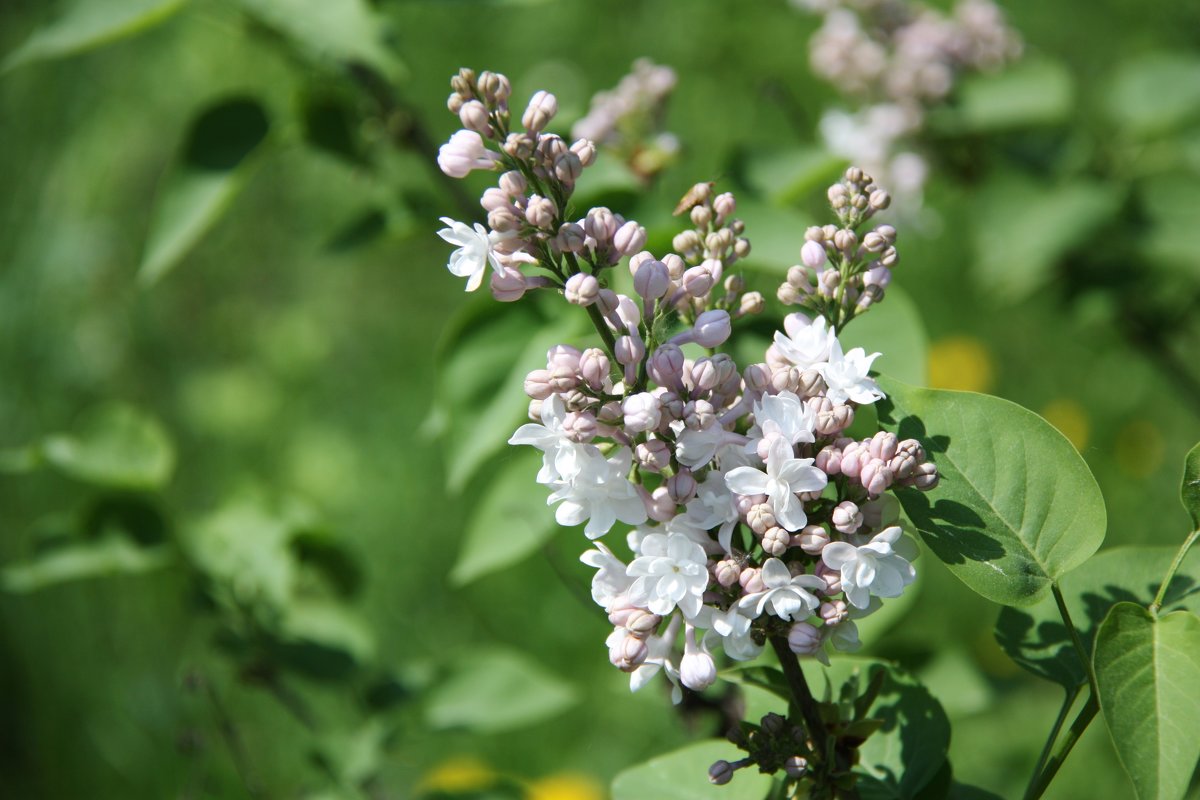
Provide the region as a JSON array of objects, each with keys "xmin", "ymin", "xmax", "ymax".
[
  {"xmin": 679, "ymin": 624, "xmax": 717, "ymax": 691},
  {"xmin": 748, "ymin": 390, "xmax": 817, "ymax": 449},
  {"xmin": 681, "ymin": 471, "xmax": 739, "ymax": 552},
  {"xmin": 738, "ymin": 557, "xmax": 825, "ymax": 621},
  {"xmin": 818, "ymin": 339, "xmax": 885, "ymax": 406},
  {"xmin": 724, "ymin": 436, "xmax": 827, "ymax": 531},
  {"xmin": 702, "ymin": 604, "xmax": 763, "ymax": 661},
  {"xmin": 626, "ymin": 531, "xmax": 709, "ymax": 619},
  {"xmin": 773, "ymin": 314, "xmax": 835, "ymax": 369},
  {"xmin": 508, "ymin": 394, "xmax": 589, "ymax": 484},
  {"xmin": 437, "ymin": 216, "xmax": 505, "ymax": 292},
  {"xmin": 629, "ymin": 614, "xmax": 683, "ymax": 704},
  {"xmin": 671, "ymin": 419, "xmax": 742, "ymax": 470},
  {"xmin": 437, "ymin": 129, "xmax": 500, "ymax": 178},
  {"xmin": 546, "ymin": 447, "xmax": 647, "ymax": 538},
  {"xmin": 820, "ymin": 525, "xmax": 917, "ymax": 609},
  {"xmin": 580, "ymin": 542, "xmax": 642, "ymax": 611}
]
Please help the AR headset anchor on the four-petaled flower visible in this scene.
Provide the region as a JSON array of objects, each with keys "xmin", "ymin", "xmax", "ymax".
[
  {"xmin": 820, "ymin": 525, "xmax": 916, "ymax": 608},
  {"xmin": 626, "ymin": 532, "xmax": 709, "ymax": 619},
  {"xmin": 725, "ymin": 436, "xmax": 828, "ymax": 531},
  {"xmin": 438, "ymin": 216, "xmax": 505, "ymax": 292},
  {"xmin": 818, "ymin": 339, "xmax": 885, "ymax": 406},
  {"xmin": 773, "ymin": 314, "xmax": 835, "ymax": 369},
  {"xmin": 546, "ymin": 447, "xmax": 648, "ymax": 539},
  {"xmin": 738, "ymin": 557, "xmax": 825, "ymax": 621}
]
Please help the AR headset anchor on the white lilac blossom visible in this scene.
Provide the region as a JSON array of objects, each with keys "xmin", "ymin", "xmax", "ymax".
[
  {"xmin": 773, "ymin": 314, "xmax": 835, "ymax": 369},
  {"xmin": 437, "ymin": 217, "xmax": 504, "ymax": 292},
  {"xmin": 820, "ymin": 525, "xmax": 917, "ymax": 608},
  {"xmin": 725, "ymin": 436, "xmax": 827, "ymax": 531},
  {"xmin": 546, "ymin": 448, "xmax": 647, "ymax": 538},
  {"xmin": 819, "ymin": 339, "xmax": 885, "ymax": 406},
  {"xmin": 434, "ymin": 68, "xmax": 943, "ymax": 752},
  {"xmin": 626, "ymin": 532, "xmax": 709, "ymax": 619},
  {"xmin": 739, "ymin": 558, "xmax": 825, "ymax": 622},
  {"xmin": 508, "ymin": 394, "xmax": 588, "ymax": 483}
]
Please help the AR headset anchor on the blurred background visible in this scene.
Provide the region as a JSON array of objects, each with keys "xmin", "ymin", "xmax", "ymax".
[{"xmin": 2, "ymin": 0, "xmax": 1199, "ymax": 798}]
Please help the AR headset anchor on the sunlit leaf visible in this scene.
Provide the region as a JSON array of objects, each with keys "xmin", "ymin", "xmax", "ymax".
[
  {"xmin": 1094, "ymin": 604, "xmax": 1200, "ymax": 800},
  {"xmin": 997, "ymin": 546, "xmax": 1200, "ymax": 689},
  {"xmin": 236, "ymin": 0, "xmax": 405, "ymax": 80},
  {"xmin": 449, "ymin": 449, "xmax": 557, "ymax": 585},
  {"xmin": 1182, "ymin": 440, "xmax": 1200, "ymax": 529},
  {"xmin": 1, "ymin": 536, "xmax": 173, "ymax": 593},
  {"xmin": 138, "ymin": 96, "xmax": 272, "ymax": 285},
  {"xmin": 2, "ymin": 0, "xmax": 187, "ymax": 74},
  {"xmin": 1107, "ymin": 53, "xmax": 1200, "ymax": 138},
  {"xmin": 425, "ymin": 648, "xmax": 577, "ymax": 733},
  {"xmin": 42, "ymin": 404, "xmax": 175, "ymax": 490},
  {"xmin": 611, "ymin": 740, "xmax": 772, "ymax": 800},
  {"xmin": 878, "ymin": 377, "xmax": 1106, "ymax": 607},
  {"xmin": 971, "ymin": 176, "xmax": 1123, "ymax": 302},
  {"xmin": 272, "ymin": 600, "xmax": 376, "ymax": 680}
]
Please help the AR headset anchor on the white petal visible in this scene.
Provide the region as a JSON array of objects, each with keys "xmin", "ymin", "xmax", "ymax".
[{"xmin": 725, "ymin": 466, "xmax": 769, "ymax": 496}]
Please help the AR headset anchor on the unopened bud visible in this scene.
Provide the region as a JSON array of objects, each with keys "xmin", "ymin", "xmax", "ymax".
[
  {"xmin": 564, "ymin": 272, "xmax": 600, "ymax": 307},
  {"xmin": 714, "ymin": 559, "xmax": 740, "ymax": 588},
  {"xmin": 490, "ymin": 266, "xmax": 526, "ymax": 302},
  {"xmin": 713, "ymin": 192, "xmax": 736, "ymax": 222},
  {"xmin": 633, "ymin": 258, "xmax": 670, "ymax": 299},
  {"xmin": 521, "ymin": 90, "xmax": 557, "ymax": 133},
  {"xmin": 555, "ymin": 152, "xmax": 583, "ymax": 184},
  {"xmin": 738, "ymin": 291, "xmax": 764, "ymax": 316},
  {"xmin": 614, "ymin": 221, "xmax": 648, "ymax": 256},
  {"xmin": 556, "ymin": 222, "xmax": 586, "ymax": 253},
  {"xmin": 635, "ymin": 439, "xmax": 671, "ymax": 473},
  {"xmin": 525, "ymin": 195, "xmax": 557, "ymax": 229},
  {"xmin": 785, "ymin": 756, "xmax": 808, "ymax": 779},
  {"xmin": 692, "ymin": 310, "xmax": 731, "ymax": 348},
  {"xmin": 623, "ymin": 392, "xmax": 661, "ymax": 433},
  {"xmin": 800, "ymin": 240, "xmax": 827, "ymax": 270},
  {"xmin": 562, "ymin": 410, "xmax": 598, "ymax": 443},
  {"xmin": 820, "ymin": 600, "xmax": 848, "ymax": 626},
  {"xmin": 662, "ymin": 253, "xmax": 686, "ymax": 279},
  {"xmin": 667, "ymin": 470, "xmax": 697, "ymax": 503},
  {"xmin": 690, "ymin": 204, "xmax": 713, "ymax": 228},
  {"xmin": 708, "ymin": 760, "xmax": 734, "ymax": 786},
  {"xmin": 787, "ymin": 622, "xmax": 823, "ymax": 655},
  {"xmin": 762, "ymin": 526, "xmax": 790, "ymax": 556},
  {"xmin": 797, "ymin": 525, "xmax": 830, "ymax": 555},
  {"xmin": 570, "ymin": 138, "xmax": 597, "ymax": 166},
  {"xmin": 832, "ymin": 501, "xmax": 863, "ymax": 534},
  {"xmin": 739, "ymin": 567, "xmax": 765, "ymax": 595},
  {"xmin": 682, "ymin": 266, "xmax": 714, "ymax": 297},
  {"xmin": 458, "ymin": 100, "xmax": 491, "ymax": 135}
]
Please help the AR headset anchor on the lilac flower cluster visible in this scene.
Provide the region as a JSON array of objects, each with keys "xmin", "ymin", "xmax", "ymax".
[
  {"xmin": 572, "ymin": 58, "xmax": 679, "ymax": 182},
  {"xmin": 435, "ymin": 68, "xmax": 938, "ymax": 733},
  {"xmin": 795, "ymin": 0, "xmax": 1022, "ymax": 211}
]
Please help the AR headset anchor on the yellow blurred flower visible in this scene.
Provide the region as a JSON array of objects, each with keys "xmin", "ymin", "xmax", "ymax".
[
  {"xmin": 417, "ymin": 756, "xmax": 497, "ymax": 793},
  {"xmin": 527, "ymin": 772, "xmax": 604, "ymax": 800},
  {"xmin": 927, "ymin": 336, "xmax": 995, "ymax": 394},
  {"xmin": 1039, "ymin": 398, "xmax": 1090, "ymax": 451}
]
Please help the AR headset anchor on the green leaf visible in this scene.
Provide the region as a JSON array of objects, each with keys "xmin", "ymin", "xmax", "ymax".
[
  {"xmin": 299, "ymin": 87, "xmax": 367, "ymax": 166},
  {"xmin": 1182, "ymin": 441, "xmax": 1200, "ymax": 529},
  {"xmin": 1107, "ymin": 53, "xmax": 1200, "ymax": 138},
  {"xmin": 877, "ymin": 377, "xmax": 1106, "ymax": 607},
  {"xmin": 1, "ymin": 536, "xmax": 173, "ymax": 593},
  {"xmin": 736, "ymin": 200, "xmax": 819, "ymax": 275},
  {"xmin": 138, "ymin": 96, "xmax": 272, "ymax": 285},
  {"xmin": 0, "ymin": 444, "xmax": 42, "ymax": 474},
  {"xmin": 996, "ymin": 546, "xmax": 1200, "ymax": 689},
  {"xmin": 1094, "ymin": 603, "xmax": 1200, "ymax": 800},
  {"xmin": 971, "ymin": 176, "xmax": 1123, "ymax": 302},
  {"xmin": 804, "ymin": 660, "xmax": 950, "ymax": 800},
  {"xmin": 185, "ymin": 500, "xmax": 298, "ymax": 612},
  {"xmin": 449, "ymin": 449, "xmax": 557, "ymax": 586},
  {"xmin": 424, "ymin": 648, "xmax": 577, "ymax": 734},
  {"xmin": 611, "ymin": 740, "xmax": 772, "ymax": 800},
  {"xmin": 271, "ymin": 600, "xmax": 376, "ymax": 680},
  {"xmin": 937, "ymin": 59, "xmax": 1074, "ymax": 133},
  {"xmin": 2, "ymin": 0, "xmax": 187, "ymax": 74},
  {"xmin": 739, "ymin": 145, "xmax": 847, "ymax": 207},
  {"xmin": 841, "ymin": 284, "xmax": 928, "ymax": 386},
  {"xmin": 42, "ymin": 404, "xmax": 175, "ymax": 490},
  {"xmin": 236, "ymin": 0, "xmax": 405, "ymax": 81}
]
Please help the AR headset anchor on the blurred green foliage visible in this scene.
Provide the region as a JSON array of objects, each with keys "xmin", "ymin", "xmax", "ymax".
[{"xmin": 2, "ymin": 0, "xmax": 1199, "ymax": 798}]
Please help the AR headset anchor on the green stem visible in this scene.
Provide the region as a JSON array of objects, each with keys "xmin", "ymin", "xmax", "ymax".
[
  {"xmin": 1150, "ymin": 528, "xmax": 1200, "ymax": 614},
  {"xmin": 1027, "ymin": 684, "xmax": 1081, "ymax": 793},
  {"xmin": 769, "ymin": 637, "xmax": 830, "ymax": 780},
  {"xmin": 563, "ymin": 251, "xmax": 618, "ymax": 356},
  {"xmin": 1052, "ymin": 582, "xmax": 1098, "ymax": 695},
  {"xmin": 1022, "ymin": 693, "xmax": 1099, "ymax": 800}
]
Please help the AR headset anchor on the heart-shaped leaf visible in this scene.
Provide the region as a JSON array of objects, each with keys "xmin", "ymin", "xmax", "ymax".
[{"xmin": 878, "ymin": 377, "xmax": 1106, "ymax": 607}]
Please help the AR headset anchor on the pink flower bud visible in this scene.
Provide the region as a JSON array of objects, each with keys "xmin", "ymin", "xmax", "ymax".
[
  {"xmin": 735, "ymin": 493, "xmax": 763, "ymax": 516},
  {"xmin": 585, "ymin": 207, "xmax": 617, "ymax": 246},
  {"xmin": 527, "ymin": 399, "xmax": 542, "ymax": 420},
  {"xmin": 564, "ymin": 272, "xmax": 600, "ymax": 307},
  {"xmin": 820, "ymin": 600, "xmax": 848, "ymax": 627},
  {"xmin": 614, "ymin": 221, "xmax": 648, "ymax": 256},
  {"xmin": 570, "ymin": 138, "xmax": 597, "ymax": 166},
  {"xmin": 787, "ymin": 622, "xmax": 823, "ymax": 655},
  {"xmin": 623, "ymin": 392, "xmax": 661, "ymax": 433},
  {"xmin": 817, "ymin": 268, "xmax": 840, "ymax": 298},
  {"xmin": 816, "ymin": 404, "xmax": 854, "ymax": 436},
  {"xmin": 554, "ymin": 152, "xmax": 583, "ymax": 184},
  {"xmin": 801, "ymin": 240, "xmax": 827, "ymax": 269},
  {"xmin": 643, "ymin": 485, "xmax": 676, "ymax": 523},
  {"xmin": 656, "ymin": 389, "xmax": 684, "ymax": 421},
  {"xmin": 614, "ymin": 335, "xmax": 644, "ymax": 367},
  {"xmin": 687, "ymin": 358, "xmax": 720, "ymax": 394},
  {"xmin": 840, "ymin": 441, "xmax": 865, "ymax": 479},
  {"xmin": 649, "ymin": 344, "xmax": 686, "ymax": 388},
  {"xmin": 683, "ymin": 400, "xmax": 716, "ymax": 431},
  {"xmin": 797, "ymin": 525, "xmax": 830, "ymax": 555},
  {"xmin": 458, "ymin": 99, "xmax": 491, "ymax": 136},
  {"xmin": 743, "ymin": 363, "xmax": 771, "ymax": 393},
  {"xmin": 680, "ymin": 647, "xmax": 717, "ymax": 691},
  {"xmin": 738, "ymin": 291, "xmax": 764, "ymax": 316},
  {"xmin": 673, "ymin": 229, "xmax": 701, "ymax": 256},
  {"xmin": 524, "ymin": 369, "xmax": 553, "ymax": 400},
  {"xmin": 662, "ymin": 253, "xmax": 686, "ymax": 279},
  {"xmin": 548, "ymin": 365, "xmax": 579, "ymax": 394},
  {"xmin": 816, "ymin": 562, "xmax": 842, "ymax": 594},
  {"xmin": 490, "ymin": 266, "xmax": 526, "ymax": 302},
  {"xmin": 556, "ymin": 222, "xmax": 586, "ymax": 253},
  {"xmin": 868, "ymin": 431, "xmax": 899, "ymax": 461},
  {"xmin": 437, "ymin": 129, "xmax": 500, "ymax": 178},
  {"xmin": 902, "ymin": 461, "xmax": 939, "ymax": 490},
  {"xmin": 525, "ymin": 194, "xmax": 557, "ymax": 229},
  {"xmin": 814, "ymin": 445, "xmax": 842, "ymax": 476},
  {"xmin": 635, "ymin": 439, "xmax": 671, "ymax": 473},
  {"xmin": 746, "ymin": 503, "xmax": 776, "ymax": 535},
  {"xmin": 667, "ymin": 470, "xmax": 697, "ymax": 503},
  {"xmin": 860, "ymin": 458, "xmax": 894, "ymax": 496},
  {"xmin": 499, "ymin": 170, "xmax": 527, "ymax": 197},
  {"xmin": 693, "ymin": 310, "xmax": 731, "ymax": 348},
  {"xmin": 832, "ymin": 501, "xmax": 863, "ymax": 534},
  {"xmin": 690, "ymin": 204, "xmax": 712, "ymax": 228},
  {"xmin": 713, "ymin": 192, "xmax": 736, "ymax": 223},
  {"xmin": 739, "ymin": 567, "xmax": 765, "ymax": 594},
  {"xmin": 681, "ymin": 266, "xmax": 714, "ymax": 297},
  {"xmin": 701, "ymin": 257, "xmax": 724, "ymax": 285},
  {"xmin": 579, "ymin": 347, "xmax": 610, "ymax": 390},
  {"xmin": 521, "ymin": 90, "xmax": 558, "ymax": 133},
  {"xmin": 547, "ymin": 344, "xmax": 581, "ymax": 371},
  {"xmin": 771, "ymin": 365, "xmax": 802, "ymax": 394},
  {"xmin": 633, "ymin": 258, "xmax": 670, "ymax": 299},
  {"xmin": 625, "ymin": 609, "xmax": 662, "ymax": 637},
  {"xmin": 609, "ymin": 630, "xmax": 648, "ymax": 671},
  {"xmin": 562, "ymin": 410, "xmax": 598, "ymax": 443},
  {"xmin": 714, "ymin": 559, "xmax": 740, "ymax": 588},
  {"xmin": 762, "ymin": 526, "xmax": 790, "ymax": 556}
]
